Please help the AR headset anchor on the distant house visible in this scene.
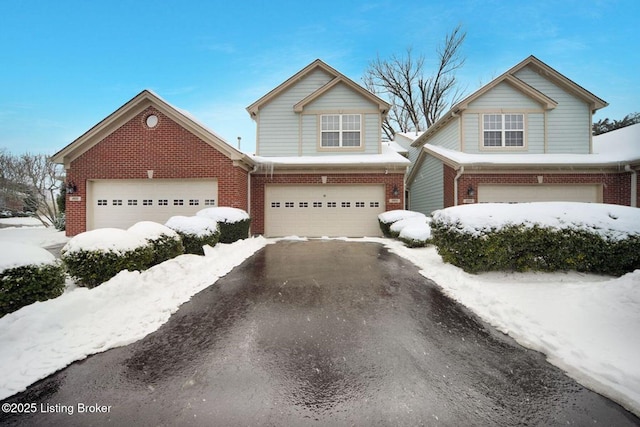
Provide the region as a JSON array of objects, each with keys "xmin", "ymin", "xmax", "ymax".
[
  {"xmin": 406, "ymin": 56, "xmax": 639, "ymax": 213},
  {"xmin": 52, "ymin": 60, "xmax": 409, "ymax": 237}
]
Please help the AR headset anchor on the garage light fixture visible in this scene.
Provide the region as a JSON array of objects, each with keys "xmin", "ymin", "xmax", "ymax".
[
  {"xmin": 467, "ymin": 185, "xmax": 475, "ymax": 197},
  {"xmin": 392, "ymin": 184, "xmax": 400, "ymax": 197}
]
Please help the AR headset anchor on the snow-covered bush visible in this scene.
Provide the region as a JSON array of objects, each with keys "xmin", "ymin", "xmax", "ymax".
[
  {"xmin": 165, "ymin": 216, "xmax": 220, "ymax": 255},
  {"xmin": 196, "ymin": 207, "xmax": 251, "ymax": 243},
  {"xmin": 128, "ymin": 221, "xmax": 184, "ymax": 266},
  {"xmin": 398, "ymin": 219, "xmax": 432, "ymax": 248},
  {"xmin": 53, "ymin": 213, "xmax": 65, "ymax": 231},
  {"xmin": 61, "ymin": 229, "xmax": 154, "ymax": 288},
  {"xmin": 1, "ymin": 242, "xmax": 65, "ymax": 317},
  {"xmin": 431, "ymin": 202, "xmax": 640, "ymax": 275},
  {"xmin": 377, "ymin": 210, "xmax": 425, "ymax": 237}
]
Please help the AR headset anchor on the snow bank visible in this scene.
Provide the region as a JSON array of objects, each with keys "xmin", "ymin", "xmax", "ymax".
[
  {"xmin": 61, "ymin": 228, "xmax": 149, "ymax": 255},
  {"xmin": 0, "ymin": 236, "xmax": 270, "ymax": 401},
  {"xmin": 128, "ymin": 221, "xmax": 180, "ymax": 241},
  {"xmin": 0, "ymin": 242, "xmax": 57, "ymax": 272},
  {"xmin": 197, "ymin": 207, "xmax": 250, "ymax": 223},
  {"xmin": 165, "ymin": 215, "xmax": 218, "ymax": 237},
  {"xmin": 433, "ymin": 202, "xmax": 640, "ymax": 240},
  {"xmin": 378, "ymin": 209, "xmax": 425, "ymax": 224},
  {"xmin": 0, "ymin": 226, "xmax": 68, "ymax": 248}
]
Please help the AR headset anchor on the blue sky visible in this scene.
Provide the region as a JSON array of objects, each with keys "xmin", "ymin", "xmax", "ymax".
[{"xmin": 1, "ymin": 0, "xmax": 638, "ymax": 156}]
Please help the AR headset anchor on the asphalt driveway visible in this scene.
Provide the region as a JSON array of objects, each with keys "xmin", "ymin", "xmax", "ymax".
[{"xmin": 2, "ymin": 241, "xmax": 638, "ymax": 426}]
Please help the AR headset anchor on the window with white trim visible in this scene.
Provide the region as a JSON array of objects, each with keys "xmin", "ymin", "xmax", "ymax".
[
  {"xmin": 483, "ymin": 114, "xmax": 524, "ymax": 147},
  {"xmin": 321, "ymin": 114, "xmax": 361, "ymax": 147}
]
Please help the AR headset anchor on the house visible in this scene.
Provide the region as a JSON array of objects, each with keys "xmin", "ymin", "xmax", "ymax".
[
  {"xmin": 53, "ymin": 60, "xmax": 410, "ymax": 237},
  {"xmin": 247, "ymin": 59, "xmax": 409, "ymax": 237},
  {"xmin": 51, "ymin": 90, "xmax": 254, "ymax": 236},
  {"xmin": 406, "ymin": 55, "xmax": 639, "ymax": 213}
]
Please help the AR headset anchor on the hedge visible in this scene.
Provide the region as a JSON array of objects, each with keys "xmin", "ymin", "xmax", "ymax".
[
  {"xmin": 165, "ymin": 216, "xmax": 220, "ymax": 255},
  {"xmin": 1, "ymin": 263, "xmax": 65, "ymax": 317},
  {"xmin": 196, "ymin": 207, "xmax": 251, "ymax": 243},
  {"xmin": 128, "ymin": 221, "xmax": 184, "ymax": 266},
  {"xmin": 431, "ymin": 221, "xmax": 640, "ymax": 276}
]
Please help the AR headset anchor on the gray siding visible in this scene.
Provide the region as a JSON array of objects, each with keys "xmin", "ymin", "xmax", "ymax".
[
  {"xmin": 257, "ymin": 68, "xmax": 333, "ymax": 156},
  {"xmin": 427, "ymin": 118, "xmax": 459, "ymax": 150},
  {"xmin": 515, "ymin": 66, "xmax": 591, "ymax": 153},
  {"xmin": 463, "ymin": 112, "xmax": 545, "ymax": 153},
  {"xmin": 409, "ymin": 154, "xmax": 443, "ymax": 215}
]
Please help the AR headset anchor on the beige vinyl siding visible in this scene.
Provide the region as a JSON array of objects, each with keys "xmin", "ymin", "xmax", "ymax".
[
  {"xmin": 409, "ymin": 154, "xmax": 443, "ymax": 215},
  {"xmin": 515, "ymin": 66, "xmax": 591, "ymax": 154},
  {"xmin": 305, "ymin": 82, "xmax": 377, "ymax": 111},
  {"xmin": 257, "ymin": 68, "xmax": 333, "ymax": 156}
]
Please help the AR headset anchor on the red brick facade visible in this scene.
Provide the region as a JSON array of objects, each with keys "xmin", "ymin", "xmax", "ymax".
[
  {"xmin": 250, "ymin": 172, "xmax": 405, "ymax": 235},
  {"xmin": 443, "ymin": 164, "xmax": 633, "ymax": 208},
  {"xmin": 65, "ymin": 107, "xmax": 248, "ymax": 236}
]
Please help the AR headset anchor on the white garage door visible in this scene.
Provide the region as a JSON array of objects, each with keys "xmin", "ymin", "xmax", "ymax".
[
  {"xmin": 265, "ymin": 185, "xmax": 385, "ymax": 237},
  {"xmin": 88, "ymin": 179, "xmax": 218, "ymax": 230},
  {"xmin": 478, "ymin": 184, "xmax": 602, "ymax": 203}
]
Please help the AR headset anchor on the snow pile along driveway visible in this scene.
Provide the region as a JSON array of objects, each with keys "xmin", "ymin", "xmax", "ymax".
[{"xmin": 0, "ymin": 237, "xmax": 269, "ymax": 400}]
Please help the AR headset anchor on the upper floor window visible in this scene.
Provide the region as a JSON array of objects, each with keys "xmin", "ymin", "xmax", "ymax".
[
  {"xmin": 321, "ymin": 114, "xmax": 361, "ymax": 148},
  {"xmin": 483, "ymin": 114, "xmax": 524, "ymax": 147}
]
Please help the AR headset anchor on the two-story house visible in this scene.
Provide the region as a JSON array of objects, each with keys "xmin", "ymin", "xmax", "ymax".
[
  {"xmin": 406, "ymin": 55, "xmax": 639, "ymax": 213},
  {"xmin": 52, "ymin": 60, "xmax": 409, "ymax": 237},
  {"xmin": 246, "ymin": 59, "xmax": 409, "ymax": 236}
]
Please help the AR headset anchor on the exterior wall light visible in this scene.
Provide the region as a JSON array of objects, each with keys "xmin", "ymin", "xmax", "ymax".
[
  {"xmin": 392, "ymin": 184, "xmax": 400, "ymax": 197},
  {"xmin": 467, "ymin": 185, "xmax": 475, "ymax": 197}
]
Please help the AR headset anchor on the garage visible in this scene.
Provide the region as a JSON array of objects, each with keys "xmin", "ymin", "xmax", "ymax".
[
  {"xmin": 265, "ymin": 184, "xmax": 385, "ymax": 237},
  {"xmin": 88, "ymin": 179, "xmax": 218, "ymax": 230},
  {"xmin": 478, "ymin": 184, "xmax": 602, "ymax": 203}
]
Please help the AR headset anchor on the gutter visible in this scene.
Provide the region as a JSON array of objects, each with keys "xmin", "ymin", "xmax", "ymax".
[
  {"xmin": 625, "ymin": 164, "xmax": 638, "ymax": 207},
  {"xmin": 453, "ymin": 166, "xmax": 464, "ymax": 206},
  {"xmin": 247, "ymin": 164, "xmax": 259, "ymax": 234}
]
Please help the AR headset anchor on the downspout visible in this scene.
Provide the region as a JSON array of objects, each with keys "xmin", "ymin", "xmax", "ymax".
[
  {"xmin": 247, "ymin": 164, "xmax": 259, "ymax": 234},
  {"xmin": 453, "ymin": 166, "xmax": 464, "ymax": 206},
  {"xmin": 625, "ymin": 164, "xmax": 637, "ymax": 207}
]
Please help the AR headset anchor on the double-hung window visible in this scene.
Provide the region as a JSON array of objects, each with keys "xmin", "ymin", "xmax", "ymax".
[
  {"xmin": 483, "ymin": 114, "xmax": 524, "ymax": 147},
  {"xmin": 321, "ymin": 114, "xmax": 361, "ymax": 148}
]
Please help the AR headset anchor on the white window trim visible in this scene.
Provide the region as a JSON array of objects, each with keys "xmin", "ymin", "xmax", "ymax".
[
  {"xmin": 482, "ymin": 113, "xmax": 526, "ymax": 149},
  {"xmin": 320, "ymin": 114, "xmax": 362, "ymax": 148}
]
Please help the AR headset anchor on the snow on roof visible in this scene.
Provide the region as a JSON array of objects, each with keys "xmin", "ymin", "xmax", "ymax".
[
  {"xmin": 425, "ymin": 140, "xmax": 640, "ymax": 168},
  {"xmin": 395, "ymin": 131, "xmax": 425, "ymax": 141},
  {"xmin": 593, "ymin": 123, "xmax": 640, "ymax": 162},
  {"xmin": 251, "ymin": 143, "xmax": 410, "ymax": 167},
  {"xmin": 383, "ymin": 140, "xmax": 408, "ymax": 154}
]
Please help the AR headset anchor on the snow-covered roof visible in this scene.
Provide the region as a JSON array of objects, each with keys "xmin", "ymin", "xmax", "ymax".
[
  {"xmin": 383, "ymin": 140, "xmax": 408, "ymax": 154},
  {"xmin": 395, "ymin": 131, "xmax": 425, "ymax": 141},
  {"xmin": 593, "ymin": 123, "xmax": 640, "ymax": 162},
  {"xmin": 251, "ymin": 144, "xmax": 410, "ymax": 169}
]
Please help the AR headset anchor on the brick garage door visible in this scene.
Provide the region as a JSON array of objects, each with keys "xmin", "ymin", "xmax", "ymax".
[
  {"xmin": 88, "ymin": 179, "xmax": 218, "ymax": 230},
  {"xmin": 478, "ymin": 184, "xmax": 602, "ymax": 203},
  {"xmin": 265, "ymin": 184, "xmax": 384, "ymax": 237}
]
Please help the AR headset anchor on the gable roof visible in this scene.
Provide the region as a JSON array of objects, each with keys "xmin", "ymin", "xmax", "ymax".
[
  {"xmin": 52, "ymin": 90, "xmax": 253, "ymax": 168},
  {"xmin": 411, "ymin": 55, "xmax": 608, "ymax": 148},
  {"xmin": 246, "ymin": 59, "xmax": 390, "ymax": 117}
]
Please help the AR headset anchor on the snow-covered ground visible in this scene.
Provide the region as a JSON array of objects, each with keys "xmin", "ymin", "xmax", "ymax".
[{"xmin": 0, "ymin": 218, "xmax": 639, "ymax": 417}]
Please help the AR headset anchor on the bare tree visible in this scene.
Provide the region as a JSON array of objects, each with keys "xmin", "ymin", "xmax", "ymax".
[
  {"xmin": 0, "ymin": 150, "xmax": 63, "ymax": 226},
  {"xmin": 364, "ymin": 25, "xmax": 466, "ymax": 139}
]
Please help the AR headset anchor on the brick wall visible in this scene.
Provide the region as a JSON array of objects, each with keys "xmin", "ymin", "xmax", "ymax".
[
  {"xmin": 250, "ymin": 172, "xmax": 405, "ymax": 235},
  {"xmin": 440, "ymin": 164, "xmax": 633, "ymax": 208},
  {"xmin": 65, "ymin": 107, "xmax": 248, "ymax": 236}
]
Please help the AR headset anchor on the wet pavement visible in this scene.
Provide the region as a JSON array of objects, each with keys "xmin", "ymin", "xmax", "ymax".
[{"xmin": 1, "ymin": 240, "xmax": 639, "ymax": 426}]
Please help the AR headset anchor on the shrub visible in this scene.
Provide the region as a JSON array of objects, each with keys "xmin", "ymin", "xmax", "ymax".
[
  {"xmin": 196, "ymin": 207, "xmax": 251, "ymax": 243},
  {"xmin": 128, "ymin": 221, "xmax": 184, "ymax": 266},
  {"xmin": 61, "ymin": 229, "xmax": 154, "ymax": 288},
  {"xmin": 165, "ymin": 216, "xmax": 220, "ymax": 255},
  {"xmin": 431, "ymin": 203, "xmax": 640, "ymax": 276},
  {"xmin": 0, "ymin": 243, "xmax": 65, "ymax": 317},
  {"xmin": 398, "ymin": 221, "xmax": 432, "ymax": 248},
  {"xmin": 54, "ymin": 213, "xmax": 66, "ymax": 231},
  {"xmin": 378, "ymin": 210, "xmax": 425, "ymax": 237}
]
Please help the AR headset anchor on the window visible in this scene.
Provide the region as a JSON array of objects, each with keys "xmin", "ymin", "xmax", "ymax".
[
  {"xmin": 143, "ymin": 199, "xmax": 153, "ymax": 206},
  {"xmin": 158, "ymin": 199, "xmax": 168, "ymax": 206},
  {"xmin": 355, "ymin": 202, "xmax": 365, "ymax": 208},
  {"xmin": 321, "ymin": 114, "xmax": 361, "ymax": 147},
  {"xmin": 97, "ymin": 199, "xmax": 107, "ymax": 206},
  {"xmin": 285, "ymin": 202, "xmax": 294, "ymax": 208},
  {"xmin": 370, "ymin": 201, "xmax": 380, "ymax": 208},
  {"xmin": 341, "ymin": 202, "xmax": 351, "ymax": 208},
  {"xmin": 327, "ymin": 202, "xmax": 337, "ymax": 208},
  {"xmin": 112, "ymin": 199, "xmax": 122, "ymax": 206},
  {"xmin": 204, "ymin": 199, "xmax": 216, "ymax": 206},
  {"xmin": 313, "ymin": 202, "xmax": 322, "ymax": 208},
  {"xmin": 483, "ymin": 114, "xmax": 524, "ymax": 147},
  {"xmin": 127, "ymin": 199, "xmax": 137, "ymax": 206},
  {"xmin": 299, "ymin": 202, "xmax": 308, "ymax": 208},
  {"xmin": 189, "ymin": 199, "xmax": 199, "ymax": 206},
  {"xmin": 173, "ymin": 199, "xmax": 184, "ymax": 206}
]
